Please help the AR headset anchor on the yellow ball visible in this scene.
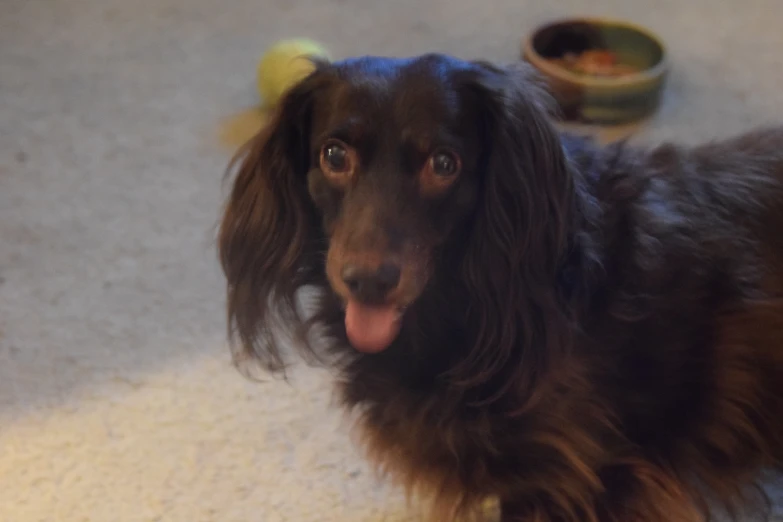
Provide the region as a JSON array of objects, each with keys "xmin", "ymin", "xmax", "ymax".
[{"xmin": 257, "ymin": 39, "xmax": 329, "ymax": 107}]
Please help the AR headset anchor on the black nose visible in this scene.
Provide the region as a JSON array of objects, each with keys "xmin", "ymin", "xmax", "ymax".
[{"xmin": 341, "ymin": 262, "xmax": 401, "ymax": 303}]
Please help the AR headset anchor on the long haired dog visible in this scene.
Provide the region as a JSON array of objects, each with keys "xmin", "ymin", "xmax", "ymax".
[{"xmin": 218, "ymin": 54, "xmax": 783, "ymax": 521}]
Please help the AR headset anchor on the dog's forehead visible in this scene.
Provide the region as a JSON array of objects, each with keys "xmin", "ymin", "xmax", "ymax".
[{"xmin": 323, "ymin": 57, "xmax": 464, "ymax": 132}]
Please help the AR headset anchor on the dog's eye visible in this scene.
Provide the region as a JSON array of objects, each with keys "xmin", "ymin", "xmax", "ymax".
[
  {"xmin": 324, "ymin": 143, "xmax": 348, "ymax": 171},
  {"xmin": 320, "ymin": 141, "xmax": 357, "ymax": 185},
  {"xmin": 419, "ymin": 149, "xmax": 461, "ymax": 196},
  {"xmin": 431, "ymin": 151, "xmax": 460, "ymax": 177}
]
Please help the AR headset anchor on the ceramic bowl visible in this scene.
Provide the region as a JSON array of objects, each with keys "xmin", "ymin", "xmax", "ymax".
[{"xmin": 522, "ymin": 18, "xmax": 669, "ymax": 124}]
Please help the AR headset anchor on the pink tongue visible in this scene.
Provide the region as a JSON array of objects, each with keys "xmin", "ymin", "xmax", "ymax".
[{"xmin": 344, "ymin": 300, "xmax": 401, "ymax": 353}]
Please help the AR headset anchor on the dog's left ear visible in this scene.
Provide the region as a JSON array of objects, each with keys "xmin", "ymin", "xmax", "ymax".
[{"xmin": 449, "ymin": 62, "xmax": 576, "ymax": 399}]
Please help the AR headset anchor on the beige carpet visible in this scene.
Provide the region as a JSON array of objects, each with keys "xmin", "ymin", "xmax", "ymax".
[{"xmin": 1, "ymin": 0, "xmax": 783, "ymax": 520}]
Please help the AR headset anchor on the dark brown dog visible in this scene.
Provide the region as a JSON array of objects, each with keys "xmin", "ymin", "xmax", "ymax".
[{"xmin": 218, "ymin": 54, "xmax": 783, "ymax": 521}]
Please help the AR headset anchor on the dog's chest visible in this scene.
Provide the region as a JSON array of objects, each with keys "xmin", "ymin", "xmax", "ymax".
[{"xmin": 341, "ymin": 378, "xmax": 507, "ymax": 510}]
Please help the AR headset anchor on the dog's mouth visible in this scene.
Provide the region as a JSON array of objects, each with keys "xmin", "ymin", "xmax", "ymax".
[{"xmin": 344, "ymin": 300, "xmax": 405, "ymax": 354}]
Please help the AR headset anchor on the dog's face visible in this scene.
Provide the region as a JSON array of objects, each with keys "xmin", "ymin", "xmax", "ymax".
[
  {"xmin": 219, "ymin": 54, "xmax": 571, "ymax": 367},
  {"xmin": 304, "ymin": 57, "xmax": 488, "ymax": 352}
]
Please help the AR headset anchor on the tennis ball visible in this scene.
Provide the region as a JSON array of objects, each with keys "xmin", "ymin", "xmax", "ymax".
[{"xmin": 257, "ymin": 39, "xmax": 329, "ymax": 107}]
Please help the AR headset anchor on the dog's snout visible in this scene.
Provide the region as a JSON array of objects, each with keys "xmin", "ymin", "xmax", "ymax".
[{"xmin": 341, "ymin": 262, "xmax": 401, "ymax": 303}]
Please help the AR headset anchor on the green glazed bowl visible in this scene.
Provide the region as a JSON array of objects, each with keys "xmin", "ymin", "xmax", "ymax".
[{"xmin": 522, "ymin": 18, "xmax": 669, "ymax": 124}]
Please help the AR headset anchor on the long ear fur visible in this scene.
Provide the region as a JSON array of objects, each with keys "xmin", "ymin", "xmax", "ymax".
[
  {"xmin": 450, "ymin": 62, "xmax": 578, "ymax": 404},
  {"xmin": 218, "ymin": 65, "xmax": 331, "ymax": 376}
]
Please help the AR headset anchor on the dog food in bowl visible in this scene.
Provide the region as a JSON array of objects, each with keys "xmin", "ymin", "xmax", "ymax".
[{"xmin": 547, "ymin": 49, "xmax": 642, "ymax": 78}]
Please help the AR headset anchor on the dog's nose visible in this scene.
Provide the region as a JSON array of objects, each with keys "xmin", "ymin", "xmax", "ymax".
[{"xmin": 341, "ymin": 262, "xmax": 401, "ymax": 303}]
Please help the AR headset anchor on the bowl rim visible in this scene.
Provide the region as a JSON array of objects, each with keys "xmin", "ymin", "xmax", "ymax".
[{"xmin": 522, "ymin": 16, "xmax": 669, "ymax": 88}]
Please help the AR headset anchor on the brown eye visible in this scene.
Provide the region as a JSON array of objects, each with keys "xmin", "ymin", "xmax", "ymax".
[
  {"xmin": 320, "ymin": 140, "xmax": 357, "ymax": 184},
  {"xmin": 420, "ymin": 149, "xmax": 461, "ymax": 196},
  {"xmin": 431, "ymin": 151, "xmax": 460, "ymax": 177},
  {"xmin": 324, "ymin": 143, "xmax": 348, "ymax": 171}
]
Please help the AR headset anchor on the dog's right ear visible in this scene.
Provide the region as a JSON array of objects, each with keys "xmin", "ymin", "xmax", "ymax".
[{"xmin": 218, "ymin": 62, "xmax": 331, "ymax": 375}]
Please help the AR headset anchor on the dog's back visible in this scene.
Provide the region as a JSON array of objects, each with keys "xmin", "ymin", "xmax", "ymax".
[{"xmin": 570, "ymin": 126, "xmax": 783, "ymax": 516}]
